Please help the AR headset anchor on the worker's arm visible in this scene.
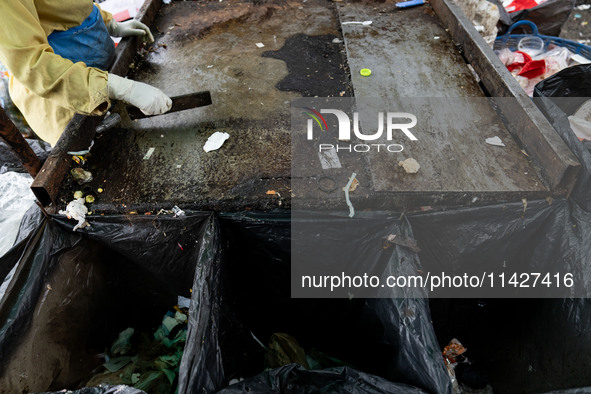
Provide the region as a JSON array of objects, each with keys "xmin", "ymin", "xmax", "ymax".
[{"xmin": 0, "ymin": 1, "xmax": 109, "ymax": 116}]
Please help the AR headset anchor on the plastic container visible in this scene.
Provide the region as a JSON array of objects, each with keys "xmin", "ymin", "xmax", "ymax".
[
  {"xmin": 494, "ymin": 20, "xmax": 591, "ymax": 59},
  {"xmin": 517, "ymin": 36, "xmax": 544, "ymax": 56}
]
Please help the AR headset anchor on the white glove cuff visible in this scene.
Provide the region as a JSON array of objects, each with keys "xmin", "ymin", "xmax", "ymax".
[{"xmin": 107, "ymin": 74, "xmax": 134, "ymax": 101}]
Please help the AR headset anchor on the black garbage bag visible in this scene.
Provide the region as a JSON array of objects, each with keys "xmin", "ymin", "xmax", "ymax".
[
  {"xmin": 216, "ymin": 364, "xmax": 429, "ymax": 393},
  {"xmin": 179, "ymin": 212, "xmax": 452, "ymax": 394},
  {"xmin": 500, "ymin": 0, "xmax": 575, "ymax": 36},
  {"xmin": 534, "ymin": 64, "xmax": 591, "ymax": 107},
  {"xmin": 405, "ymin": 197, "xmax": 591, "ymax": 392},
  {"xmin": 429, "ymin": 298, "xmax": 591, "ymax": 393},
  {"xmin": 0, "ymin": 138, "xmax": 51, "ymax": 174},
  {"xmin": 0, "ymin": 212, "xmax": 211, "ymax": 393},
  {"xmin": 533, "ymin": 64, "xmax": 591, "ymax": 209},
  {"xmin": 0, "ymin": 211, "xmax": 453, "ymax": 394}
]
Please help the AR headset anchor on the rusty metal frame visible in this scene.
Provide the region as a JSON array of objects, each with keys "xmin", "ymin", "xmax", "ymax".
[
  {"xmin": 0, "ymin": 107, "xmax": 42, "ymax": 177},
  {"xmin": 30, "ymin": 0, "xmax": 163, "ymax": 210}
]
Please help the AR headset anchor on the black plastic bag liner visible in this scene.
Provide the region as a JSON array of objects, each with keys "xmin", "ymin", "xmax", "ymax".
[
  {"xmin": 406, "ymin": 197, "xmax": 591, "ymax": 392},
  {"xmin": 179, "ymin": 212, "xmax": 451, "ymax": 394},
  {"xmin": 0, "ymin": 212, "xmax": 211, "ymax": 392},
  {"xmin": 216, "ymin": 364, "xmax": 429, "ymax": 393},
  {"xmin": 429, "ymin": 298, "xmax": 591, "ymax": 393},
  {"xmin": 0, "ymin": 211, "xmax": 451, "ymax": 393},
  {"xmin": 4, "ymin": 196, "xmax": 591, "ymax": 392},
  {"xmin": 408, "ymin": 199, "xmax": 591, "ymax": 297},
  {"xmin": 534, "ymin": 64, "xmax": 591, "ymax": 107},
  {"xmin": 534, "ymin": 64, "xmax": 591, "ymax": 210},
  {"xmin": 0, "ymin": 138, "xmax": 51, "ymax": 174}
]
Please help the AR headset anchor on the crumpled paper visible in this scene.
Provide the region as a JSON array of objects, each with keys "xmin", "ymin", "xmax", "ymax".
[{"xmin": 59, "ymin": 198, "xmax": 90, "ymax": 231}]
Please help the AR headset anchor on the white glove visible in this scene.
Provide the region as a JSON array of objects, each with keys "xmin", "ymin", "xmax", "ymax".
[
  {"xmin": 107, "ymin": 19, "xmax": 154, "ymax": 43},
  {"xmin": 108, "ymin": 74, "xmax": 172, "ymax": 116}
]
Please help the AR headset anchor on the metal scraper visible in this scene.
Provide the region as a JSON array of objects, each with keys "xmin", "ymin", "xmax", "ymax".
[
  {"xmin": 95, "ymin": 91, "xmax": 212, "ymax": 134},
  {"xmin": 126, "ymin": 91, "xmax": 212, "ymax": 120}
]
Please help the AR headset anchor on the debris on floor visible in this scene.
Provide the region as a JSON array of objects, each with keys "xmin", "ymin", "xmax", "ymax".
[
  {"xmin": 264, "ymin": 332, "xmax": 350, "ymax": 371},
  {"xmin": 85, "ymin": 303, "xmax": 189, "ymax": 393},
  {"xmin": 485, "ymin": 136, "xmax": 506, "ymax": 146},
  {"xmin": 172, "ymin": 205, "xmax": 185, "ymax": 217},
  {"xmin": 342, "ymin": 177, "xmax": 359, "ymax": 192},
  {"xmin": 442, "ymin": 338, "xmax": 491, "ymax": 393},
  {"xmin": 452, "ymin": 0, "xmax": 500, "ymax": 44},
  {"xmin": 344, "ymin": 172, "xmax": 357, "ymax": 218},
  {"xmin": 59, "ymin": 198, "xmax": 90, "ymax": 231},
  {"xmin": 70, "ymin": 167, "xmax": 93, "ymax": 185},
  {"xmin": 399, "ymin": 158, "xmax": 421, "ymax": 174},
  {"xmin": 203, "ymin": 131, "xmax": 230, "ymax": 152}
]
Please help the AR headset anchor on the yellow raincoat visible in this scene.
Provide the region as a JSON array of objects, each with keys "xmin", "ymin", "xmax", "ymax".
[{"xmin": 0, "ymin": 1, "xmax": 114, "ymax": 146}]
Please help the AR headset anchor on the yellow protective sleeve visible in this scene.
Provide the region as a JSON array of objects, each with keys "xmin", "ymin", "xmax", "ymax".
[{"xmin": 0, "ymin": 0, "xmax": 111, "ymax": 145}]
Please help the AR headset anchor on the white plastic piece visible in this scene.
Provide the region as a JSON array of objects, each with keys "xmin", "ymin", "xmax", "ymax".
[
  {"xmin": 342, "ymin": 21, "xmax": 372, "ymax": 25},
  {"xmin": 204, "ymin": 132, "xmax": 230, "ymax": 152},
  {"xmin": 178, "ymin": 295, "xmax": 191, "ymax": 309},
  {"xmin": 0, "ymin": 172, "xmax": 35, "ymax": 258},
  {"xmin": 568, "ymin": 115, "xmax": 591, "ymax": 140},
  {"xmin": 344, "ymin": 172, "xmax": 357, "ymax": 218},
  {"xmin": 59, "ymin": 198, "xmax": 90, "ymax": 231},
  {"xmin": 318, "ymin": 148, "xmax": 342, "ymax": 169},
  {"xmin": 485, "ymin": 136, "xmax": 506, "ymax": 147},
  {"xmin": 571, "ymin": 54, "xmax": 591, "ymax": 65},
  {"xmin": 143, "ymin": 147, "xmax": 155, "ymax": 160}
]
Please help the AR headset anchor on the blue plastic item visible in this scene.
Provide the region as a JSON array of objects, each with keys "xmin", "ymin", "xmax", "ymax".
[
  {"xmin": 395, "ymin": 0, "xmax": 425, "ymax": 8},
  {"xmin": 494, "ymin": 20, "xmax": 591, "ymax": 60}
]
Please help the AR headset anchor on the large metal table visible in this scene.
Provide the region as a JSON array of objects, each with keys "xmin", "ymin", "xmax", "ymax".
[{"xmin": 29, "ymin": 0, "xmax": 580, "ymax": 213}]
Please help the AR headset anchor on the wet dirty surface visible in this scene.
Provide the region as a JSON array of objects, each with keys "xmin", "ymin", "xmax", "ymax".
[
  {"xmin": 339, "ymin": 1, "xmax": 485, "ymax": 98},
  {"xmin": 335, "ymin": 1, "xmax": 547, "ymax": 196},
  {"xmin": 55, "ymin": 0, "xmax": 557, "ymax": 213},
  {"xmin": 262, "ymin": 33, "xmax": 354, "ymax": 97},
  {"xmin": 57, "ymin": 0, "xmax": 343, "ymax": 212}
]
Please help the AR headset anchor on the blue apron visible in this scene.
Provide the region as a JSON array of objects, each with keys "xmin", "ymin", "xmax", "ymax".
[{"xmin": 47, "ymin": 5, "xmax": 115, "ymax": 70}]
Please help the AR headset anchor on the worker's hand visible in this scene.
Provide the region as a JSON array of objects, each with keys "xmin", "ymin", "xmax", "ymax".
[
  {"xmin": 107, "ymin": 19, "xmax": 154, "ymax": 43},
  {"xmin": 108, "ymin": 74, "xmax": 172, "ymax": 116}
]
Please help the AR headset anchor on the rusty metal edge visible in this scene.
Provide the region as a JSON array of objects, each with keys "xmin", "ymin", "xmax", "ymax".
[
  {"xmin": 430, "ymin": 0, "xmax": 581, "ymax": 195},
  {"xmin": 30, "ymin": 0, "xmax": 163, "ymax": 210},
  {"xmin": 79, "ymin": 188, "xmax": 555, "ymax": 215},
  {"xmin": 0, "ymin": 106, "xmax": 42, "ymax": 178}
]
